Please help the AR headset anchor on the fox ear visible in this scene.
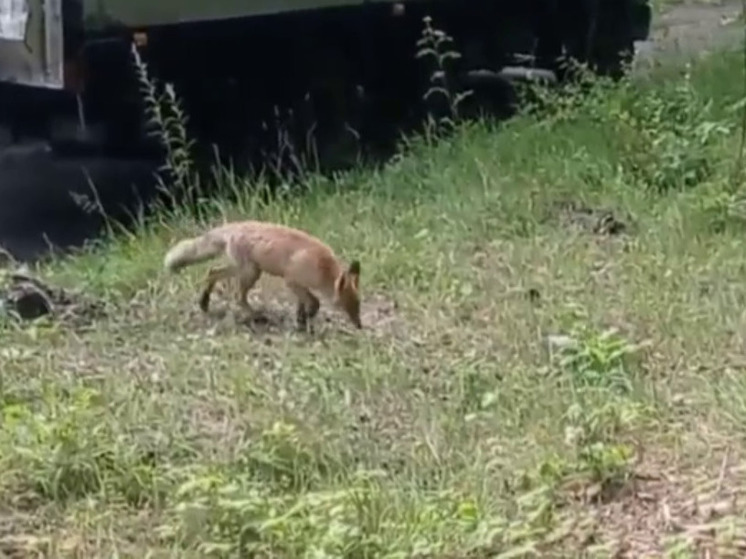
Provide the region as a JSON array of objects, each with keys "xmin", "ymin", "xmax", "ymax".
[{"xmin": 348, "ymin": 260, "xmax": 360, "ymax": 289}]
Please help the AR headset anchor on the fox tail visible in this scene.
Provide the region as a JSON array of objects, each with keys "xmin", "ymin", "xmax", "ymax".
[{"xmin": 163, "ymin": 232, "xmax": 225, "ymax": 273}]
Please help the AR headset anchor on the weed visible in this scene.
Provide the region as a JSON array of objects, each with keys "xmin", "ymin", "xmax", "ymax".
[
  {"xmin": 131, "ymin": 44, "xmax": 201, "ymax": 208},
  {"xmin": 0, "ymin": 386, "xmax": 170, "ymax": 506},
  {"xmin": 416, "ymin": 16, "xmax": 473, "ymax": 134},
  {"xmin": 549, "ymin": 320, "xmax": 649, "ymax": 394},
  {"xmin": 607, "ymin": 68, "xmax": 732, "ymax": 192}
]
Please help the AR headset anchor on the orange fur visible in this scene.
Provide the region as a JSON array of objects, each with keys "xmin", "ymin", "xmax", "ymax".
[{"xmin": 164, "ymin": 220, "xmax": 362, "ymax": 330}]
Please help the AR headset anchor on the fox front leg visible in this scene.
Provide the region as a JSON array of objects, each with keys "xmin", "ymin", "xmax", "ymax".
[
  {"xmin": 236, "ymin": 264, "xmax": 261, "ymax": 314},
  {"xmin": 287, "ymin": 282, "xmax": 320, "ymax": 332},
  {"xmin": 295, "ymin": 297, "xmax": 321, "ymax": 333},
  {"xmin": 295, "ymin": 300, "xmax": 309, "ymax": 332},
  {"xmin": 305, "ymin": 292, "xmax": 320, "ymax": 320}
]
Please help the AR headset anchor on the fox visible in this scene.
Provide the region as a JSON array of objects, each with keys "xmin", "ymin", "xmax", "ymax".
[{"xmin": 163, "ymin": 220, "xmax": 362, "ymax": 330}]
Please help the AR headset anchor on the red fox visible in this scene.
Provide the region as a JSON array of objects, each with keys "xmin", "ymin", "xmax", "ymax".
[{"xmin": 163, "ymin": 220, "xmax": 362, "ymax": 330}]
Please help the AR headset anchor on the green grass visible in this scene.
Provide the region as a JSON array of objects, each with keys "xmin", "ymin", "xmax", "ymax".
[{"xmin": 4, "ymin": 43, "xmax": 746, "ymax": 557}]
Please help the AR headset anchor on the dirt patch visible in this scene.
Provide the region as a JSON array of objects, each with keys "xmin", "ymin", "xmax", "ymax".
[
  {"xmin": 0, "ymin": 271, "xmax": 105, "ymax": 327},
  {"xmin": 635, "ymin": 1, "xmax": 743, "ymax": 70},
  {"xmin": 360, "ymin": 292, "xmax": 403, "ymax": 334},
  {"xmin": 0, "ymin": 505, "xmax": 160, "ymax": 558},
  {"xmin": 193, "ymin": 280, "xmax": 406, "ymax": 338},
  {"xmin": 566, "ymin": 448, "xmax": 746, "ymax": 557},
  {"xmin": 0, "ymin": 510, "xmax": 49, "ymax": 559},
  {"xmin": 554, "ymin": 201, "xmax": 630, "ymax": 236}
]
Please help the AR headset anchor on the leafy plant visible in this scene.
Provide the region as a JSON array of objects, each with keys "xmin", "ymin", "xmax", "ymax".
[
  {"xmin": 0, "ymin": 387, "xmax": 169, "ymax": 505},
  {"xmin": 605, "ymin": 69, "xmax": 731, "ymax": 192},
  {"xmin": 550, "ymin": 323, "xmax": 649, "ymax": 395},
  {"xmin": 416, "ymin": 16, "xmax": 473, "ymax": 132},
  {"xmin": 131, "ymin": 43, "xmax": 201, "ymax": 208}
]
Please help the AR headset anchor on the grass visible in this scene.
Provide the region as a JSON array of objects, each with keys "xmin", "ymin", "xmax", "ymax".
[{"xmin": 3, "ymin": 33, "xmax": 746, "ymax": 558}]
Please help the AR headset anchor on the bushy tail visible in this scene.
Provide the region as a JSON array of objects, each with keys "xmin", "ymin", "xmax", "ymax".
[{"xmin": 163, "ymin": 232, "xmax": 225, "ymax": 272}]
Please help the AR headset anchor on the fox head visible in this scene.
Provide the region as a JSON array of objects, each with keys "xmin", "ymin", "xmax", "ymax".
[{"xmin": 334, "ymin": 260, "xmax": 362, "ymax": 329}]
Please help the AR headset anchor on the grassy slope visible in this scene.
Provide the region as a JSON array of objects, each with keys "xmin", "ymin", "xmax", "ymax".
[{"xmin": 3, "ymin": 46, "xmax": 746, "ymax": 557}]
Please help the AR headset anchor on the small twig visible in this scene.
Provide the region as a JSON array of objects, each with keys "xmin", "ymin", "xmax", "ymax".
[{"xmin": 716, "ymin": 447, "xmax": 731, "ymax": 494}]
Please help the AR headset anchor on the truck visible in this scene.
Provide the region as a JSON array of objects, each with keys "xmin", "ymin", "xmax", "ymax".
[{"xmin": 0, "ymin": 0, "xmax": 653, "ymax": 173}]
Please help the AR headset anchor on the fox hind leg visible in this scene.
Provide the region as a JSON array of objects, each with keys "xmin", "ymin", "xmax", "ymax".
[{"xmin": 199, "ymin": 264, "xmax": 236, "ymax": 313}]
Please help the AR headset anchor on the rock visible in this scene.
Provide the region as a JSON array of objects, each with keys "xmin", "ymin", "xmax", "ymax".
[
  {"xmin": 0, "ymin": 270, "xmax": 104, "ymax": 325},
  {"xmin": 555, "ymin": 201, "xmax": 631, "ymax": 237},
  {"xmin": 544, "ymin": 334, "xmax": 579, "ymax": 360},
  {"xmin": 6, "ymin": 282, "xmax": 53, "ymax": 320}
]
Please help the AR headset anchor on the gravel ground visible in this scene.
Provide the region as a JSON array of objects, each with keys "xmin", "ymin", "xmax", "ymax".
[{"xmin": 636, "ymin": 0, "xmax": 743, "ymax": 67}]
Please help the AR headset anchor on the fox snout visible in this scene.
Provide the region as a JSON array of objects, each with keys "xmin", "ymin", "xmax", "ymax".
[
  {"xmin": 337, "ymin": 287, "xmax": 362, "ymax": 329},
  {"xmin": 335, "ymin": 259, "xmax": 362, "ymax": 329},
  {"xmin": 347, "ymin": 302, "xmax": 362, "ymax": 329}
]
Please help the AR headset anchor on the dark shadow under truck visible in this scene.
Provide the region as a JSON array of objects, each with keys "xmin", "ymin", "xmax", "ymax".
[{"xmin": 0, "ymin": 0, "xmax": 651, "ymax": 261}]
